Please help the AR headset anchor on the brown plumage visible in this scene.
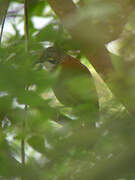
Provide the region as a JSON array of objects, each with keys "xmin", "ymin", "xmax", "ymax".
[{"xmin": 38, "ymin": 47, "xmax": 99, "ymax": 112}]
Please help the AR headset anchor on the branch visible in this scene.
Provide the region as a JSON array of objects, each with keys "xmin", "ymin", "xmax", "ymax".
[
  {"xmin": 48, "ymin": 0, "xmax": 76, "ymax": 20},
  {"xmin": 48, "ymin": 0, "xmax": 114, "ymax": 80}
]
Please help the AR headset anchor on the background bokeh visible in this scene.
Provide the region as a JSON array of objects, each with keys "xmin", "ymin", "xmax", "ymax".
[{"xmin": 0, "ymin": 0, "xmax": 135, "ymax": 180}]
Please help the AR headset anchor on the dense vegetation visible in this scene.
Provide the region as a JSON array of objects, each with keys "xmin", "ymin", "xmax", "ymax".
[{"xmin": 0, "ymin": 0, "xmax": 135, "ymax": 179}]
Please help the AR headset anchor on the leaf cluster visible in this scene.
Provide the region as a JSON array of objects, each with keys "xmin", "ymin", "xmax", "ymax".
[{"xmin": 0, "ymin": 0, "xmax": 135, "ymax": 180}]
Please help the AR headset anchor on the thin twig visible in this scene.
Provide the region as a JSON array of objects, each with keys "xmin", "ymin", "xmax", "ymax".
[
  {"xmin": 21, "ymin": 104, "xmax": 28, "ymax": 165},
  {"xmin": 21, "ymin": 133, "xmax": 25, "ymax": 165},
  {"xmin": 21, "ymin": 0, "xmax": 29, "ymax": 176},
  {"xmin": 21, "ymin": 100, "xmax": 28, "ymax": 180},
  {"xmin": 0, "ymin": 0, "xmax": 10, "ymax": 43},
  {"xmin": 24, "ymin": 0, "xmax": 29, "ymax": 51}
]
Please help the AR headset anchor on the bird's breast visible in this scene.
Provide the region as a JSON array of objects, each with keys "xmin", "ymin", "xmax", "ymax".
[{"xmin": 52, "ymin": 57, "xmax": 98, "ymax": 107}]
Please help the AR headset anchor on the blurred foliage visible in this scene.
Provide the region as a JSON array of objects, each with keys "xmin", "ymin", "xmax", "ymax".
[{"xmin": 0, "ymin": 0, "xmax": 135, "ymax": 180}]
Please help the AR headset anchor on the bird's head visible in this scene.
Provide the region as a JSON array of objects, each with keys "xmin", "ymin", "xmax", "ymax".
[{"xmin": 36, "ymin": 47, "xmax": 66, "ymax": 71}]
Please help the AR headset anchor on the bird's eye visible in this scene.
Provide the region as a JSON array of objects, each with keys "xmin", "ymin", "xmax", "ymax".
[{"xmin": 48, "ymin": 59, "xmax": 58, "ymax": 64}]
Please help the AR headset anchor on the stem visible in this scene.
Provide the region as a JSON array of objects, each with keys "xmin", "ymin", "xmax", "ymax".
[{"xmin": 0, "ymin": 0, "xmax": 10, "ymax": 43}]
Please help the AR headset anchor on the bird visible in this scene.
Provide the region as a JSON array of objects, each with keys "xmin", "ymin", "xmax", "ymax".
[{"xmin": 36, "ymin": 47, "xmax": 99, "ymax": 125}]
